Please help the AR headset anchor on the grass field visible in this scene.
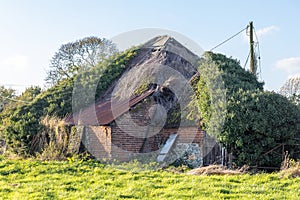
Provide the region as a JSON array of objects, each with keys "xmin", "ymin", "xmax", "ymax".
[{"xmin": 0, "ymin": 156, "xmax": 299, "ymax": 199}]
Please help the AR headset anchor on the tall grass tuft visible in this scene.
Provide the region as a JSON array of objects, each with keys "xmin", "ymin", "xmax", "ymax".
[
  {"xmin": 32, "ymin": 116, "xmax": 81, "ymax": 160},
  {"xmin": 279, "ymin": 158, "xmax": 300, "ymax": 178}
]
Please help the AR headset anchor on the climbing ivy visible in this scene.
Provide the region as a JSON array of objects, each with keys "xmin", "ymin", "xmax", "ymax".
[
  {"xmin": 1, "ymin": 47, "xmax": 138, "ymax": 155},
  {"xmin": 192, "ymin": 52, "xmax": 300, "ymax": 168}
]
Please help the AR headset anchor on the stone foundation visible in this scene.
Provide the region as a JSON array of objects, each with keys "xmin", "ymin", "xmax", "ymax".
[{"xmin": 166, "ymin": 143, "xmax": 203, "ymax": 168}]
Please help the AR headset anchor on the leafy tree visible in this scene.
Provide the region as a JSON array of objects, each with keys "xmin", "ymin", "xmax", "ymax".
[
  {"xmin": 0, "ymin": 86, "xmax": 16, "ymax": 112},
  {"xmin": 224, "ymin": 90, "xmax": 300, "ymax": 167},
  {"xmin": 0, "ymin": 86, "xmax": 42, "ymax": 115},
  {"xmin": 279, "ymin": 76, "xmax": 300, "ymax": 106},
  {"xmin": 192, "ymin": 52, "xmax": 300, "ymax": 168},
  {"xmin": 0, "ymin": 86, "xmax": 41, "ymax": 141},
  {"xmin": 0, "ymin": 86, "xmax": 16, "ymax": 139},
  {"xmin": 18, "ymin": 86, "xmax": 42, "ymax": 102},
  {"xmin": 46, "ymin": 36, "xmax": 118, "ymax": 85}
]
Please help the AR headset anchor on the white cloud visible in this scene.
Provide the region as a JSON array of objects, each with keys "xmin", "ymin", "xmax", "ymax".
[
  {"xmin": 0, "ymin": 54, "xmax": 29, "ymax": 71},
  {"xmin": 288, "ymin": 73, "xmax": 300, "ymax": 79},
  {"xmin": 276, "ymin": 57, "xmax": 300, "ymax": 74},
  {"xmin": 242, "ymin": 25, "xmax": 279, "ymax": 42},
  {"xmin": 256, "ymin": 25, "xmax": 279, "ymax": 39}
]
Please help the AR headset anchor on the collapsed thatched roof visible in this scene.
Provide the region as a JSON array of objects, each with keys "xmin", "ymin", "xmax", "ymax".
[{"xmin": 67, "ymin": 35, "xmax": 200, "ymax": 126}]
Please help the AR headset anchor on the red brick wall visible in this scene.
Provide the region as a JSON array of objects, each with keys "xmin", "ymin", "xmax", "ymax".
[
  {"xmin": 110, "ymin": 98, "xmax": 164, "ymax": 161},
  {"xmin": 177, "ymin": 127, "xmax": 203, "ymax": 144},
  {"xmin": 161, "ymin": 128, "xmax": 203, "ymax": 143},
  {"xmin": 83, "ymin": 126, "xmax": 112, "ymax": 160},
  {"xmin": 83, "ymin": 125, "xmax": 204, "ymax": 162},
  {"xmin": 109, "ymin": 126, "xmax": 204, "ymax": 161},
  {"xmin": 82, "ymin": 97, "xmax": 205, "ymax": 161}
]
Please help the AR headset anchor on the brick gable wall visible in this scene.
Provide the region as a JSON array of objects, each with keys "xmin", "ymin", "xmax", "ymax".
[
  {"xmin": 81, "ymin": 97, "xmax": 205, "ymax": 162},
  {"xmin": 82, "ymin": 126, "xmax": 112, "ymax": 159}
]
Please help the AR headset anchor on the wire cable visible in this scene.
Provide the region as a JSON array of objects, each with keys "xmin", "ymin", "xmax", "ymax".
[
  {"xmin": 0, "ymin": 84, "xmax": 31, "ymax": 87},
  {"xmin": 210, "ymin": 26, "xmax": 249, "ymax": 51},
  {"xmin": 0, "ymin": 95, "xmax": 30, "ymax": 104},
  {"xmin": 243, "ymin": 51, "xmax": 250, "ymax": 69},
  {"xmin": 253, "ymin": 27, "xmax": 262, "ymax": 80}
]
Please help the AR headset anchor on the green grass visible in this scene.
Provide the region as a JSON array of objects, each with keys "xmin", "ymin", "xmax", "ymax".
[{"xmin": 0, "ymin": 157, "xmax": 299, "ymax": 199}]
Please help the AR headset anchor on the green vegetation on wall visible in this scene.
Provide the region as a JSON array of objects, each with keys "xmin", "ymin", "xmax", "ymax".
[{"xmin": 0, "ymin": 48, "xmax": 138, "ymax": 156}]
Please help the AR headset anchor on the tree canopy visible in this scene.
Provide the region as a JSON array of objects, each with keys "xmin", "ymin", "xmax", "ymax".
[
  {"xmin": 46, "ymin": 36, "xmax": 118, "ymax": 85},
  {"xmin": 224, "ymin": 90, "xmax": 300, "ymax": 167},
  {"xmin": 0, "ymin": 86, "xmax": 16, "ymax": 112},
  {"xmin": 279, "ymin": 76, "xmax": 300, "ymax": 106}
]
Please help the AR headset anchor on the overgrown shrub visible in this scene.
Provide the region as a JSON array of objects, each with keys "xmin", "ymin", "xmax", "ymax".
[
  {"xmin": 34, "ymin": 116, "xmax": 81, "ymax": 160},
  {"xmin": 224, "ymin": 90, "xmax": 300, "ymax": 167},
  {"xmin": 1, "ymin": 48, "xmax": 138, "ymax": 156},
  {"xmin": 191, "ymin": 52, "xmax": 300, "ymax": 168}
]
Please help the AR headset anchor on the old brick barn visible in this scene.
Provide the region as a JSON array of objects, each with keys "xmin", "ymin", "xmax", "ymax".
[{"xmin": 66, "ymin": 36, "xmax": 221, "ymax": 167}]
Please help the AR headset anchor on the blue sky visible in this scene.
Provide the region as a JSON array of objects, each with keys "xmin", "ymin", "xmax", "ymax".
[{"xmin": 0, "ymin": 0, "xmax": 299, "ymax": 93}]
